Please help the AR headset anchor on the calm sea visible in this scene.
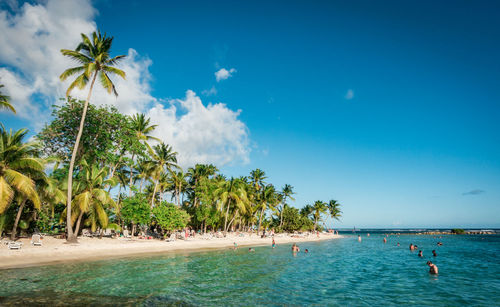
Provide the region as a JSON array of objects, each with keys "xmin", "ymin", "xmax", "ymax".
[{"xmin": 0, "ymin": 233, "xmax": 499, "ymax": 306}]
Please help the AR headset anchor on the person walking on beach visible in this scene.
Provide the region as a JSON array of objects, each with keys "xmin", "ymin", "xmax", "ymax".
[{"xmin": 427, "ymin": 261, "xmax": 438, "ymax": 274}]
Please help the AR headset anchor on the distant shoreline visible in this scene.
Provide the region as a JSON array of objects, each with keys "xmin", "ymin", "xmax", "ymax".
[{"xmin": 0, "ymin": 233, "xmax": 341, "ymax": 270}]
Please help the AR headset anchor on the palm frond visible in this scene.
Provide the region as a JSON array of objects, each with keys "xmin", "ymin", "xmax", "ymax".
[{"xmin": 0, "ymin": 177, "xmax": 14, "ymax": 214}]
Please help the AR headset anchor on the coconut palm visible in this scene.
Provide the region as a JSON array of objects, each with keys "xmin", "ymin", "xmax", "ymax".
[
  {"xmin": 214, "ymin": 177, "xmax": 249, "ymax": 235},
  {"xmin": 327, "ymin": 199, "xmax": 342, "ymax": 226},
  {"xmin": 257, "ymin": 184, "xmax": 278, "ymax": 235},
  {"xmin": 60, "ymin": 30, "xmax": 126, "ymax": 242},
  {"xmin": 144, "ymin": 143, "xmax": 178, "ymax": 207},
  {"xmin": 187, "ymin": 164, "xmax": 218, "ymax": 208},
  {"xmin": 279, "ymin": 184, "xmax": 295, "ymax": 227},
  {"xmin": 0, "ymin": 124, "xmax": 43, "ymax": 216},
  {"xmin": 0, "ymin": 84, "xmax": 15, "ymax": 113},
  {"xmin": 249, "ymin": 169, "xmax": 266, "ymax": 191},
  {"xmin": 66, "ymin": 159, "xmax": 116, "ymax": 235},
  {"xmin": 168, "ymin": 170, "xmax": 187, "ymax": 207},
  {"xmin": 312, "ymin": 200, "xmax": 327, "ymax": 230},
  {"xmin": 127, "ymin": 113, "xmax": 160, "ymax": 196}
]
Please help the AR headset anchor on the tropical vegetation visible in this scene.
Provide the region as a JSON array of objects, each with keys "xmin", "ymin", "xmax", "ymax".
[{"xmin": 0, "ymin": 30, "xmax": 342, "ymax": 241}]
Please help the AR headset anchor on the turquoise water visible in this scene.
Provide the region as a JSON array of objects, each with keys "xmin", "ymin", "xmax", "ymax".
[{"xmin": 0, "ymin": 234, "xmax": 499, "ymax": 306}]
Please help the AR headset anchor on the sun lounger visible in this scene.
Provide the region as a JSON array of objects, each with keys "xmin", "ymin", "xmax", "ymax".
[
  {"xmin": 31, "ymin": 234, "xmax": 42, "ymax": 246},
  {"xmin": 8, "ymin": 242, "xmax": 22, "ymax": 250}
]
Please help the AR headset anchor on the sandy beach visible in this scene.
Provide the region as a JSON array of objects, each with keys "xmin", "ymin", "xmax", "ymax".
[{"xmin": 0, "ymin": 233, "xmax": 341, "ymax": 269}]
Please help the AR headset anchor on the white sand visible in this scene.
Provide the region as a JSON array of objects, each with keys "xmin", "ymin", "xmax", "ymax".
[{"xmin": 0, "ymin": 233, "xmax": 341, "ymax": 269}]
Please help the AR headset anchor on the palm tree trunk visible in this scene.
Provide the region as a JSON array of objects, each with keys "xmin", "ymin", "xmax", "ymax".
[
  {"xmin": 257, "ymin": 206, "xmax": 265, "ymax": 235},
  {"xmin": 139, "ymin": 178, "xmax": 145, "ymax": 192},
  {"xmin": 280, "ymin": 205, "xmax": 284, "ymax": 228},
  {"xmin": 128, "ymin": 153, "xmax": 136, "ymax": 197},
  {"xmin": 74, "ymin": 211, "xmax": 84, "ymax": 237},
  {"xmin": 226, "ymin": 209, "xmax": 238, "ymax": 233},
  {"xmin": 151, "ymin": 180, "xmax": 158, "ymax": 208},
  {"xmin": 11, "ymin": 199, "xmax": 27, "ymax": 240},
  {"xmin": 66, "ymin": 71, "xmax": 98, "ymax": 243},
  {"xmin": 223, "ymin": 199, "xmax": 231, "ymax": 236}
]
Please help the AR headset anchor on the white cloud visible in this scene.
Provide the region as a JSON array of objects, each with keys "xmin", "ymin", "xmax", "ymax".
[
  {"xmin": 345, "ymin": 89, "xmax": 354, "ymax": 100},
  {"xmin": 215, "ymin": 68, "xmax": 236, "ymax": 82},
  {"xmin": 147, "ymin": 90, "xmax": 250, "ymax": 168},
  {"xmin": 202, "ymin": 86, "xmax": 217, "ymax": 96},
  {"xmin": 0, "ymin": 0, "xmax": 251, "ymax": 167}
]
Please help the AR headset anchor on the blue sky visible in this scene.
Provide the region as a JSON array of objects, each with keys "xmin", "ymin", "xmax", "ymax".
[{"xmin": 1, "ymin": 0, "xmax": 499, "ymax": 228}]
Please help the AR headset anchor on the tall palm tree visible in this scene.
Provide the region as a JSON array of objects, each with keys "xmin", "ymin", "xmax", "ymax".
[
  {"xmin": 144, "ymin": 143, "xmax": 178, "ymax": 207},
  {"xmin": 60, "ymin": 31, "xmax": 126, "ymax": 242},
  {"xmin": 312, "ymin": 200, "xmax": 327, "ymax": 230},
  {"xmin": 187, "ymin": 164, "xmax": 218, "ymax": 208},
  {"xmin": 279, "ymin": 184, "xmax": 295, "ymax": 227},
  {"xmin": 128, "ymin": 113, "xmax": 160, "ymax": 196},
  {"xmin": 249, "ymin": 169, "xmax": 266, "ymax": 191},
  {"xmin": 257, "ymin": 184, "xmax": 278, "ymax": 235},
  {"xmin": 327, "ymin": 199, "xmax": 342, "ymax": 227},
  {"xmin": 168, "ymin": 170, "xmax": 187, "ymax": 207},
  {"xmin": 0, "ymin": 84, "xmax": 15, "ymax": 113}
]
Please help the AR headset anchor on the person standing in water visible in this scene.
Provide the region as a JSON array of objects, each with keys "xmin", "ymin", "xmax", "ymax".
[
  {"xmin": 432, "ymin": 250, "xmax": 437, "ymax": 257},
  {"xmin": 358, "ymin": 235, "xmax": 362, "ymax": 242},
  {"xmin": 418, "ymin": 250, "xmax": 423, "ymax": 257},
  {"xmin": 427, "ymin": 261, "xmax": 438, "ymax": 274},
  {"xmin": 272, "ymin": 238, "xmax": 276, "ymax": 249},
  {"xmin": 383, "ymin": 237, "xmax": 387, "ymax": 243}
]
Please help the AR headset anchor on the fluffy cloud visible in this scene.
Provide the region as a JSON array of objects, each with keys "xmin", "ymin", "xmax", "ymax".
[
  {"xmin": 147, "ymin": 90, "xmax": 249, "ymax": 167},
  {"xmin": 215, "ymin": 68, "xmax": 236, "ymax": 82},
  {"xmin": 345, "ymin": 89, "xmax": 354, "ymax": 100},
  {"xmin": 201, "ymin": 86, "xmax": 217, "ymax": 96},
  {"xmin": 0, "ymin": 0, "xmax": 250, "ymax": 167}
]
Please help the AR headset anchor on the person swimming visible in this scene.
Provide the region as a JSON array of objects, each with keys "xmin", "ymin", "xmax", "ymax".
[
  {"xmin": 427, "ymin": 261, "xmax": 438, "ymax": 274},
  {"xmin": 432, "ymin": 250, "xmax": 437, "ymax": 257},
  {"xmin": 248, "ymin": 248, "xmax": 255, "ymax": 252},
  {"xmin": 397, "ymin": 242, "xmax": 400, "ymax": 247},
  {"xmin": 409, "ymin": 244, "xmax": 414, "ymax": 251},
  {"xmin": 437, "ymin": 242, "xmax": 443, "ymax": 246},
  {"xmin": 305, "ymin": 249, "xmax": 309, "ymax": 253},
  {"xmin": 418, "ymin": 250, "xmax": 423, "ymax": 257}
]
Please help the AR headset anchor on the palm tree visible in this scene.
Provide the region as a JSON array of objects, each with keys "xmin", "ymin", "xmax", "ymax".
[
  {"xmin": 67, "ymin": 160, "xmax": 116, "ymax": 235},
  {"xmin": 168, "ymin": 170, "xmax": 187, "ymax": 207},
  {"xmin": 60, "ymin": 31, "xmax": 126, "ymax": 242},
  {"xmin": 214, "ymin": 177, "xmax": 248, "ymax": 235},
  {"xmin": 0, "ymin": 84, "xmax": 15, "ymax": 113},
  {"xmin": 279, "ymin": 184, "xmax": 295, "ymax": 228},
  {"xmin": 0, "ymin": 125, "xmax": 43, "ymax": 215},
  {"xmin": 249, "ymin": 169, "xmax": 266, "ymax": 191},
  {"xmin": 327, "ymin": 199, "xmax": 342, "ymax": 227},
  {"xmin": 144, "ymin": 143, "xmax": 178, "ymax": 207},
  {"xmin": 312, "ymin": 200, "xmax": 327, "ymax": 230},
  {"xmin": 257, "ymin": 184, "xmax": 278, "ymax": 235},
  {"xmin": 0, "ymin": 125, "xmax": 46, "ymax": 239},
  {"xmin": 128, "ymin": 113, "xmax": 160, "ymax": 196},
  {"xmin": 187, "ymin": 164, "xmax": 218, "ymax": 208}
]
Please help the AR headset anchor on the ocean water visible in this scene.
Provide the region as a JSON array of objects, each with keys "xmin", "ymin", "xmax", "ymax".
[{"xmin": 0, "ymin": 234, "xmax": 499, "ymax": 306}]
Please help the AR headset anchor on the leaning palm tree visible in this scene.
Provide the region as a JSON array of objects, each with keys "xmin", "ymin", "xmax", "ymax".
[
  {"xmin": 0, "ymin": 84, "xmax": 15, "ymax": 113},
  {"xmin": 59, "ymin": 31, "xmax": 126, "ymax": 242},
  {"xmin": 214, "ymin": 177, "xmax": 249, "ymax": 235},
  {"xmin": 327, "ymin": 199, "xmax": 342, "ymax": 227}
]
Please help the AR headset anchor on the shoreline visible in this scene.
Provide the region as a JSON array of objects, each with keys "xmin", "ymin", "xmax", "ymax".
[{"xmin": 0, "ymin": 233, "xmax": 341, "ymax": 269}]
